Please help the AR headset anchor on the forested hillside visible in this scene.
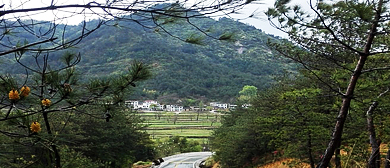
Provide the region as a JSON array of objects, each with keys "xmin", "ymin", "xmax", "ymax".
[
  {"xmin": 211, "ymin": 1, "xmax": 390, "ymax": 168},
  {"xmin": 1, "ymin": 16, "xmax": 294, "ymax": 103},
  {"xmin": 0, "ymin": 1, "xmax": 300, "ymax": 168}
]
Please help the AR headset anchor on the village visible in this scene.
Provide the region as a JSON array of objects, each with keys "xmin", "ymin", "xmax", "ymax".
[{"xmin": 124, "ymin": 100, "xmax": 250, "ymax": 112}]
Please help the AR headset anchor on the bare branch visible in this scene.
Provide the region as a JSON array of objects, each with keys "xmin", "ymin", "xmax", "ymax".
[
  {"xmin": 0, "ymin": 37, "xmax": 57, "ymax": 56},
  {"xmin": 362, "ymin": 66, "xmax": 390, "ymax": 73}
]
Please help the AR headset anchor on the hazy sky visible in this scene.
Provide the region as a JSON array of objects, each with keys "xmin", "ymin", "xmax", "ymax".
[
  {"xmin": 228, "ymin": 0, "xmax": 315, "ymax": 37},
  {"xmin": 0, "ymin": 0, "xmax": 314, "ymax": 37}
]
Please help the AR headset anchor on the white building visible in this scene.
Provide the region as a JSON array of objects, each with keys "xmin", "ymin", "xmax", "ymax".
[
  {"xmin": 125, "ymin": 100, "xmax": 163, "ymax": 110},
  {"xmin": 210, "ymin": 102, "xmax": 229, "ymax": 109},
  {"xmin": 144, "ymin": 100, "xmax": 158, "ymax": 105},
  {"xmin": 229, "ymin": 104, "xmax": 238, "ymax": 109},
  {"xmin": 165, "ymin": 105, "xmax": 183, "ymax": 112}
]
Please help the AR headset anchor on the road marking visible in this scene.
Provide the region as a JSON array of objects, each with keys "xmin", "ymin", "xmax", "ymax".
[
  {"xmin": 173, "ymin": 162, "xmax": 192, "ymax": 168},
  {"xmin": 173, "ymin": 159, "xmax": 195, "ymax": 168}
]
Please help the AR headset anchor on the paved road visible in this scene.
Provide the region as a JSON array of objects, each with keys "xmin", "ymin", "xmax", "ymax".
[{"xmin": 157, "ymin": 152, "xmax": 213, "ymax": 168}]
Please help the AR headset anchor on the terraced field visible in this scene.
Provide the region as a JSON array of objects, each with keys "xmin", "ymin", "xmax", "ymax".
[{"xmin": 138, "ymin": 111, "xmax": 222, "ymax": 140}]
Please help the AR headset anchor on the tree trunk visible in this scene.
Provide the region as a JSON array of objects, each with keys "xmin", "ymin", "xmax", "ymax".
[
  {"xmin": 317, "ymin": 54, "xmax": 367, "ymax": 168},
  {"xmin": 335, "ymin": 140, "xmax": 341, "ymax": 168},
  {"xmin": 40, "ymin": 62, "xmax": 60, "ymax": 168},
  {"xmin": 43, "ymin": 112, "xmax": 61, "ymax": 168},
  {"xmin": 173, "ymin": 116, "xmax": 178, "ymax": 125},
  {"xmin": 308, "ymin": 132, "xmax": 315, "ymax": 168},
  {"xmin": 317, "ymin": 1, "xmax": 382, "ymax": 167},
  {"xmin": 367, "ymin": 101, "xmax": 380, "ymax": 168},
  {"xmin": 197, "ymin": 110, "xmax": 200, "ymax": 121}
]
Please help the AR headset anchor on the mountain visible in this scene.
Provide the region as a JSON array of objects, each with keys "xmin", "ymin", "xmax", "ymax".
[{"xmin": 0, "ymin": 15, "xmax": 295, "ymax": 103}]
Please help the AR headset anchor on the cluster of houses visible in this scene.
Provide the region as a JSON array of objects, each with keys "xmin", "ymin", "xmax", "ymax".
[{"xmin": 124, "ymin": 100, "xmax": 242, "ymax": 112}]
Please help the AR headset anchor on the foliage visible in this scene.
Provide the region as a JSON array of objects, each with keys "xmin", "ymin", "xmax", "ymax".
[
  {"xmin": 182, "ymin": 98, "xmax": 199, "ymax": 107},
  {"xmin": 154, "ymin": 136, "xmax": 203, "ymax": 158},
  {"xmin": 1, "ymin": 16, "xmax": 294, "ymax": 103},
  {"xmin": 60, "ymin": 145, "xmax": 105, "ymax": 168},
  {"xmin": 212, "ymin": 61, "xmax": 390, "ymax": 168},
  {"xmin": 264, "ymin": 0, "xmax": 390, "ymax": 167},
  {"xmin": 211, "ymin": 103, "xmax": 275, "ymax": 168},
  {"xmin": 239, "ymin": 85, "xmax": 258, "ymax": 97},
  {"xmin": 237, "ymin": 85, "xmax": 258, "ymax": 103},
  {"xmin": 65, "ymin": 109, "xmax": 155, "ymax": 167},
  {"xmin": 0, "ymin": 49, "xmax": 153, "ymax": 167},
  {"xmin": 0, "ymin": 1, "xmax": 278, "ymax": 167}
]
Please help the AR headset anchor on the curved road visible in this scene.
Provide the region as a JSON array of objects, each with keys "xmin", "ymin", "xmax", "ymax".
[{"xmin": 157, "ymin": 152, "xmax": 213, "ymax": 168}]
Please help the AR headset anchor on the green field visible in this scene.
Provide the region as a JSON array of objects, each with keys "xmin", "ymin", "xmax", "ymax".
[{"xmin": 138, "ymin": 111, "xmax": 222, "ymax": 140}]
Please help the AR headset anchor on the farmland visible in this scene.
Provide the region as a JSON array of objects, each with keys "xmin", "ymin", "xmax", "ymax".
[{"xmin": 138, "ymin": 111, "xmax": 223, "ymax": 140}]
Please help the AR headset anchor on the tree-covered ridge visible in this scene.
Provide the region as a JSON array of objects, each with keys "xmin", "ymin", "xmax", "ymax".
[
  {"xmin": 76, "ymin": 16, "xmax": 294, "ymax": 102},
  {"xmin": 1, "ymin": 16, "xmax": 294, "ymax": 103}
]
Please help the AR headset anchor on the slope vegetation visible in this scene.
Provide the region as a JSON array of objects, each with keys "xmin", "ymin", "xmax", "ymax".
[{"xmin": 1, "ymin": 16, "xmax": 294, "ymax": 102}]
